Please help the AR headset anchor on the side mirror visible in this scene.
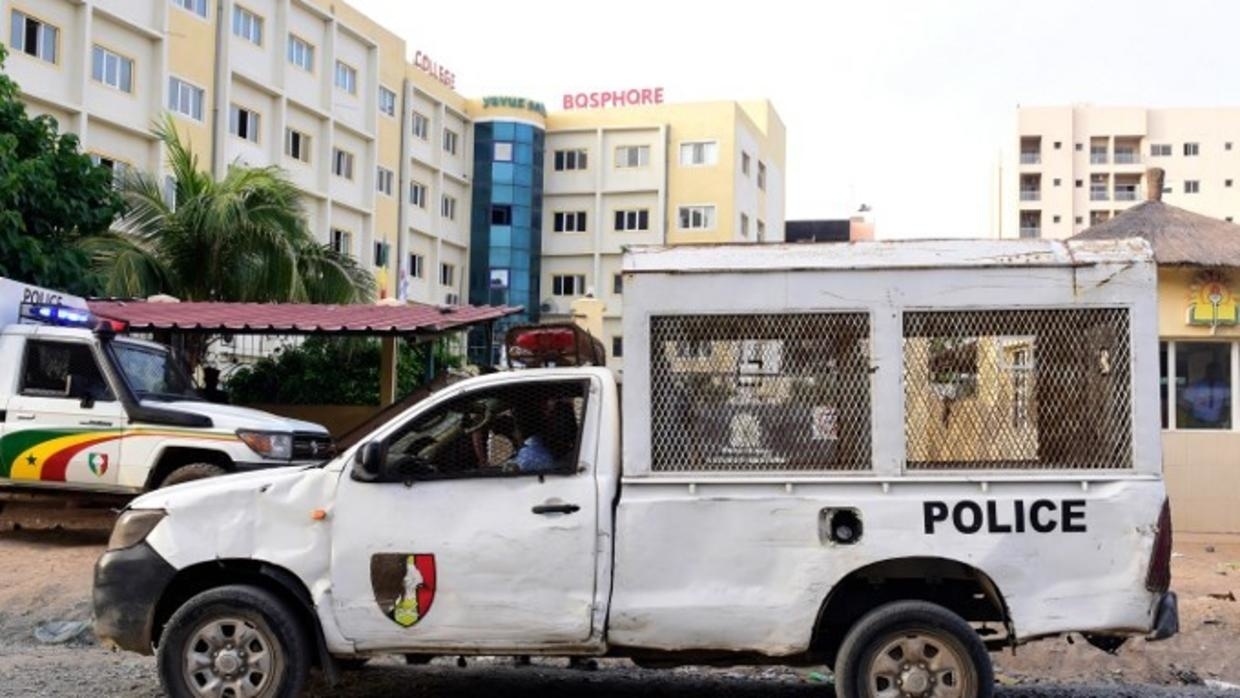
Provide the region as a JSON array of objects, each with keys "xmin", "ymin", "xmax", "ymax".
[{"xmin": 351, "ymin": 441, "xmax": 387, "ymax": 482}]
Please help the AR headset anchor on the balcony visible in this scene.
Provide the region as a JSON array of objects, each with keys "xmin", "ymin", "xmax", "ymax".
[
  {"xmin": 1114, "ymin": 189, "xmax": 1138, "ymax": 201},
  {"xmin": 1114, "ymin": 151, "xmax": 1139, "ymax": 164},
  {"xmin": 1019, "ymin": 189, "xmax": 1041, "ymax": 202},
  {"xmin": 1020, "ymin": 152, "xmax": 1040, "ymax": 165},
  {"xmin": 1019, "ymin": 227, "xmax": 1041, "ymax": 239},
  {"xmin": 1090, "ymin": 189, "xmax": 1109, "ymax": 201},
  {"xmin": 1090, "ymin": 152, "xmax": 1108, "ymax": 164}
]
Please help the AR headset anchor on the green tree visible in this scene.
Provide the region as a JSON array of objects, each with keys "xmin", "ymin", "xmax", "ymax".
[
  {"xmin": 225, "ymin": 337, "xmax": 460, "ymax": 406},
  {"xmin": 91, "ymin": 116, "xmax": 374, "ymax": 304},
  {"xmin": 0, "ymin": 46, "xmax": 124, "ymax": 294}
]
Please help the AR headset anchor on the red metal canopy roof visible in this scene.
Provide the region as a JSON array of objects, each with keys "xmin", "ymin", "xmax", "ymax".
[{"xmin": 87, "ymin": 300, "xmax": 522, "ymax": 336}]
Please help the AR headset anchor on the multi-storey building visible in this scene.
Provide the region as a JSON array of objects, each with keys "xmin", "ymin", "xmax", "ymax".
[
  {"xmin": 3, "ymin": 0, "xmax": 786, "ymax": 372},
  {"xmin": 1001, "ymin": 106, "xmax": 1240, "ymax": 240}
]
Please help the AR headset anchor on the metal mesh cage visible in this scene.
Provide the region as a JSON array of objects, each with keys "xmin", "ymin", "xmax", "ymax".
[
  {"xmin": 649, "ymin": 313, "xmax": 872, "ymax": 472},
  {"xmin": 903, "ymin": 308, "xmax": 1132, "ymax": 470}
]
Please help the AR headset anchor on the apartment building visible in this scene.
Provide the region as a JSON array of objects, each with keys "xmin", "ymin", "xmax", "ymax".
[
  {"xmin": 1001, "ymin": 106, "xmax": 1240, "ymax": 240},
  {"xmin": 4, "ymin": 1, "xmax": 786, "ymax": 371}
]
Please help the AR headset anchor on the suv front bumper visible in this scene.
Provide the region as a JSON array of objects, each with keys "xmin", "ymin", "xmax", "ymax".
[{"xmin": 93, "ymin": 541, "xmax": 176, "ymax": 654}]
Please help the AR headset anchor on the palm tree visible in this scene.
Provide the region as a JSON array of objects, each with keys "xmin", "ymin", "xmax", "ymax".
[{"xmin": 90, "ymin": 116, "xmax": 374, "ymax": 304}]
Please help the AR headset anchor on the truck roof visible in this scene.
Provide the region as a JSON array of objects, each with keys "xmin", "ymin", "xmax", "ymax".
[{"xmin": 622, "ymin": 238, "xmax": 1153, "ymax": 274}]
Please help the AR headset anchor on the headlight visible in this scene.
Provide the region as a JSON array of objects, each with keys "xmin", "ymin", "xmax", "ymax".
[
  {"xmin": 237, "ymin": 430, "xmax": 293, "ymax": 459},
  {"xmin": 107, "ymin": 509, "xmax": 166, "ymax": 551}
]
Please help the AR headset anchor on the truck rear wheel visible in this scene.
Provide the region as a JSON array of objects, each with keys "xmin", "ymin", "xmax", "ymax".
[
  {"xmin": 161, "ymin": 463, "xmax": 227, "ymax": 488},
  {"xmin": 833, "ymin": 600, "xmax": 992, "ymax": 698},
  {"xmin": 157, "ymin": 585, "xmax": 309, "ymax": 698}
]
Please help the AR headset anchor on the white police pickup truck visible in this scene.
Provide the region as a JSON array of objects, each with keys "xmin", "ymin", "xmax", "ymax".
[
  {"xmin": 0, "ymin": 278, "xmax": 333, "ymax": 499},
  {"xmin": 94, "ymin": 240, "xmax": 1177, "ymax": 698}
]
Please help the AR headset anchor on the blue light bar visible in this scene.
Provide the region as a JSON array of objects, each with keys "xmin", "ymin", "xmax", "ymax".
[{"xmin": 19, "ymin": 303, "xmax": 95, "ymax": 327}]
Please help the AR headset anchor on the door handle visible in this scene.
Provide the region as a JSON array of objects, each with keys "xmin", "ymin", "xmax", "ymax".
[
  {"xmin": 532, "ymin": 503, "xmax": 580, "ymax": 515},
  {"xmin": 15, "ymin": 413, "xmax": 35, "ymax": 421},
  {"xmin": 79, "ymin": 420, "xmax": 114, "ymax": 427}
]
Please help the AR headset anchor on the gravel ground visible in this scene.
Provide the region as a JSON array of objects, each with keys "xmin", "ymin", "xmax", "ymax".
[{"xmin": 2, "ymin": 504, "xmax": 1240, "ymax": 697}]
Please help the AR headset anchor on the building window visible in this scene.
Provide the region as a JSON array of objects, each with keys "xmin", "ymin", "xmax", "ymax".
[
  {"xmin": 1075, "ymin": 143, "xmax": 1083, "ymax": 151},
  {"xmin": 409, "ymin": 254, "xmax": 424, "ymax": 279},
  {"xmin": 679, "ymin": 141, "xmax": 718, "ymax": 166},
  {"xmin": 740, "ymin": 213, "xmax": 750, "ymax": 236},
  {"xmin": 378, "ymin": 87, "xmax": 397, "ymax": 117},
  {"xmin": 553, "ymin": 211, "xmax": 587, "ymax": 233},
  {"xmin": 334, "ymin": 61, "xmax": 357, "ymax": 94},
  {"xmin": 442, "ymin": 129, "xmax": 459, "ymax": 155},
  {"xmin": 408, "ymin": 181, "xmax": 427, "ymax": 208},
  {"xmin": 376, "ymin": 167, "xmax": 394, "ymax": 196},
  {"xmin": 678, "ymin": 205, "xmax": 716, "ymax": 230},
  {"xmin": 1150, "ymin": 144, "xmax": 1172, "ymax": 157},
  {"xmin": 757, "ymin": 220, "xmax": 766, "ymax": 240},
  {"xmin": 412, "ymin": 112, "xmax": 429, "ymax": 140},
  {"xmin": 491, "ymin": 205, "xmax": 512, "ymax": 225},
  {"xmin": 1052, "ymin": 215, "xmax": 1061, "ymax": 224},
  {"xmin": 89, "ymin": 154, "xmax": 130, "ymax": 187},
  {"xmin": 741, "ymin": 151, "xmax": 751, "ymax": 176},
  {"xmin": 611, "ymin": 337, "xmax": 623, "ymax": 359},
  {"xmin": 439, "ymin": 263, "xmax": 455, "ymax": 287},
  {"xmin": 168, "ymin": 77, "xmax": 205, "ymax": 121},
  {"xmin": 613, "ymin": 273, "xmax": 623, "ymax": 295},
  {"xmin": 287, "ymin": 35, "xmax": 314, "ymax": 71},
  {"xmin": 331, "ymin": 229, "xmax": 352, "ymax": 256},
  {"xmin": 232, "ymin": 5, "xmax": 263, "ymax": 45},
  {"xmin": 91, "ymin": 46, "xmax": 133, "ymax": 93},
  {"xmin": 757, "ymin": 161, "xmax": 767, "ymax": 190},
  {"xmin": 615, "ymin": 145, "xmax": 649, "ymax": 168},
  {"xmin": 229, "ymin": 105, "xmax": 260, "ymax": 143},
  {"xmin": 554, "ymin": 149, "xmax": 587, "ymax": 171},
  {"xmin": 332, "ymin": 148, "xmax": 354, "ymax": 179},
  {"xmin": 1171, "ymin": 341, "xmax": 1232, "ymax": 430},
  {"xmin": 441, "ymin": 195, "xmax": 456, "ymax": 220},
  {"xmin": 1075, "ymin": 179, "xmax": 1083, "ymax": 188},
  {"xmin": 614, "ymin": 209, "xmax": 649, "ymax": 232},
  {"xmin": 1184, "ymin": 142, "xmax": 1200, "ymax": 157},
  {"xmin": 552, "ymin": 274, "xmax": 586, "ymax": 296},
  {"xmin": 11, "ymin": 10, "xmax": 58, "ymax": 64},
  {"xmin": 1052, "ymin": 178, "xmax": 1061, "ymax": 187},
  {"xmin": 171, "ymin": 0, "xmax": 208, "ymax": 18},
  {"xmin": 284, "ymin": 128, "xmax": 311, "ymax": 163},
  {"xmin": 1053, "ymin": 141, "xmax": 1062, "ymax": 149},
  {"xmin": 373, "ymin": 241, "xmax": 389, "ymax": 267},
  {"xmin": 1075, "ymin": 216, "xmax": 1083, "ymax": 224},
  {"xmin": 1185, "ymin": 180, "xmax": 1200, "ymax": 194},
  {"xmin": 494, "ymin": 142, "xmax": 513, "ymax": 162}
]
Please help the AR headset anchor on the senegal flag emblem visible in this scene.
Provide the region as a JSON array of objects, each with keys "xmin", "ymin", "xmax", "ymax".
[{"xmin": 87, "ymin": 453, "xmax": 109, "ymax": 477}]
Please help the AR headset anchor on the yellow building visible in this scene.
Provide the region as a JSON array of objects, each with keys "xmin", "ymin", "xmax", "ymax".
[{"xmin": 2, "ymin": 1, "xmax": 785, "ymax": 345}]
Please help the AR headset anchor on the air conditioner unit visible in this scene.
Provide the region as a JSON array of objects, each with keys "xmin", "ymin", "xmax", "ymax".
[
  {"xmin": 539, "ymin": 298, "xmax": 557, "ymax": 313},
  {"xmin": 444, "ymin": 293, "xmax": 460, "ymax": 305}
]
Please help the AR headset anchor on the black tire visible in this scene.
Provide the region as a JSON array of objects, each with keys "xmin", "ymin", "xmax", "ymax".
[
  {"xmin": 337, "ymin": 657, "xmax": 370, "ymax": 671},
  {"xmin": 160, "ymin": 463, "xmax": 227, "ymax": 488},
  {"xmin": 834, "ymin": 600, "xmax": 993, "ymax": 698},
  {"xmin": 157, "ymin": 585, "xmax": 310, "ymax": 698},
  {"xmin": 404, "ymin": 653, "xmax": 435, "ymax": 665}
]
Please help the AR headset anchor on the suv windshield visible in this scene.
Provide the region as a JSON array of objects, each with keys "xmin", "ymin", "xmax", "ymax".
[{"xmin": 111, "ymin": 341, "xmax": 200, "ymax": 401}]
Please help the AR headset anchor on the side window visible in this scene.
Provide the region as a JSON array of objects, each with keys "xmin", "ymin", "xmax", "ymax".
[
  {"xmin": 383, "ymin": 380, "xmax": 589, "ymax": 480},
  {"xmin": 20, "ymin": 341, "xmax": 113, "ymax": 401}
]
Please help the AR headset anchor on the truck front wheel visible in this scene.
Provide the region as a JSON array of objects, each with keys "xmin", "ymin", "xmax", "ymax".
[
  {"xmin": 157, "ymin": 585, "xmax": 310, "ymax": 698},
  {"xmin": 160, "ymin": 463, "xmax": 227, "ymax": 488},
  {"xmin": 833, "ymin": 600, "xmax": 993, "ymax": 698}
]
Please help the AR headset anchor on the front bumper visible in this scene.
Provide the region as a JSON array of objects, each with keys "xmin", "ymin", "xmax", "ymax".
[
  {"xmin": 93, "ymin": 541, "xmax": 177, "ymax": 654},
  {"xmin": 1148, "ymin": 591, "xmax": 1179, "ymax": 641}
]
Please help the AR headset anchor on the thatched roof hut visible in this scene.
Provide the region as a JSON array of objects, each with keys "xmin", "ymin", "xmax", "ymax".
[{"xmin": 1072, "ymin": 168, "xmax": 1240, "ymax": 267}]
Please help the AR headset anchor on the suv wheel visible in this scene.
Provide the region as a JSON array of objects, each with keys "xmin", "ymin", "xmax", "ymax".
[
  {"xmin": 157, "ymin": 585, "xmax": 309, "ymax": 698},
  {"xmin": 161, "ymin": 463, "xmax": 227, "ymax": 488}
]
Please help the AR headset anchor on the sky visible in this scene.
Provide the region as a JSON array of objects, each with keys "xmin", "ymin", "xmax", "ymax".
[{"xmin": 348, "ymin": 0, "xmax": 1240, "ymax": 239}]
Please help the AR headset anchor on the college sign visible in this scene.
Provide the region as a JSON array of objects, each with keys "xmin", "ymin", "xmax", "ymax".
[
  {"xmin": 413, "ymin": 50, "xmax": 455, "ymax": 90},
  {"xmin": 1187, "ymin": 269, "xmax": 1238, "ymax": 327},
  {"xmin": 481, "ymin": 96, "xmax": 547, "ymax": 117},
  {"xmin": 562, "ymin": 87, "xmax": 665, "ymax": 110}
]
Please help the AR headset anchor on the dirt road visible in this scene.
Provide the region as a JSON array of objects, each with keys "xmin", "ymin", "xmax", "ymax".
[{"xmin": 2, "ymin": 504, "xmax": 1239, "ymax": 697}]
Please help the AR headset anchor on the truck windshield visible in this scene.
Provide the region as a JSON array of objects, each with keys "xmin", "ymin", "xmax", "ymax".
[{"xmin": 111, "ymin": 341, "xmax": 201, "ymax": 402}]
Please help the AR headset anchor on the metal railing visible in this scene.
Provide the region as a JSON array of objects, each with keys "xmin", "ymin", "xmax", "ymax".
[
  {"xmin": 1020, "ymin": 152, "xmax": 1040, "ymax": 164},
  {"xmin": 1019, "ymin": 190, "xmax": 1041, "ymax": 201},
  {"xmin": 1090, "ymin": 153, "xmax": 1108, "ymax": 164},
  {"xmin": 1090, "ymin": 190, "xmax": 1110, "ymax": 201},
  {"xmin": 1018, "ymin": 227, "xmax": 1041, "ymax": 239},
  {"xmin": 1114, "ymin": 189, "xmax": 1138, "ymax": 201},
  {"xmin": 1114, "ymin": 152, "xmax": 1139, "ymax": 164}
]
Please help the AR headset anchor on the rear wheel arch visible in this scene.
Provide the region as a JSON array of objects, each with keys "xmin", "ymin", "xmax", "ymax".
[{"xmin": 811, "ymin": 556, "xmax": 1012, "ymax": 665}]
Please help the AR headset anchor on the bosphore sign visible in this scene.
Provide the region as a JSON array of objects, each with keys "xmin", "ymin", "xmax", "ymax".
[{"xmin": 563, "ymin": 87, "xmax": 664, "ymax": 110}]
